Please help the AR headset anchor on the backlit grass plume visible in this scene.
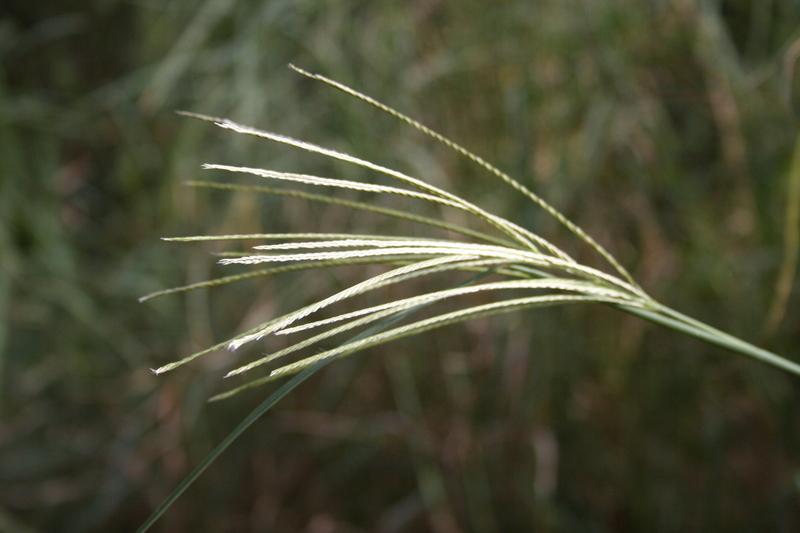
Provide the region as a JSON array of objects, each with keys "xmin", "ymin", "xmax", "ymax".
[{"xmin": 142, "ymin": 65, "xmax": 800, "ymax": 402}]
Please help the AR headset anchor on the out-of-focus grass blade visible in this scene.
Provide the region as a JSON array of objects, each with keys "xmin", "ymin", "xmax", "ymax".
[{"xmin": 764, "ymin": 132, "xmax": 800, "ymax": 336}]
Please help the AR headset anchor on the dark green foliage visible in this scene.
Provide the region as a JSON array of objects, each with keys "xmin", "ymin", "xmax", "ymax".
[{"xmin": 3, "ymin": 0, "xmax": 800, "ymax": 531}]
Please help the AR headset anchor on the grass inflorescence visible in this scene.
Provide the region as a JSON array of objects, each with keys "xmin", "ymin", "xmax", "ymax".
[{"xmin": 142, "ymin": 66, "xmax": 800, "ymax": 403}]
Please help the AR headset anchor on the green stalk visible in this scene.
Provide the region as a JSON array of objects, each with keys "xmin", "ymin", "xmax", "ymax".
[
  {"xmin": 615, "ymin": 303, "xmax": 800, "ymax": 376},
  {"xmin": 509, "ymin": 263, "xmax": 800, "ymax": 375}
]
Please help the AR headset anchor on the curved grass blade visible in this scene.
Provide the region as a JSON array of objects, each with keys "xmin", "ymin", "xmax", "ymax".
[
  {"xmin": 135, "ymin": 267, "xmax": 498, "ymax": 532},
  {"xmin": 134, "ymin": 354, "xmax": 335, "ymax": 533}
]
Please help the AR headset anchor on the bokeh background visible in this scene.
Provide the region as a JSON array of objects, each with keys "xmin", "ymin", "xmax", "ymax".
[{"xmin": 4, "ymin": 0, "xmax": 800, "ymax": 531}]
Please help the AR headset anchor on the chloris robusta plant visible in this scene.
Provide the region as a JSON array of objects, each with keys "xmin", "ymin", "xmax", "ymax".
[{"xmin": 136, "ymin": 66, "xmax": 800, "ymax": 532}]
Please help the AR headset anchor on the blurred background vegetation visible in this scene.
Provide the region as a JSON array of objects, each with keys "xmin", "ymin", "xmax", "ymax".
[{"xmin": 3, "ymin": 0, "xmax": 800, "ymax": 531}]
